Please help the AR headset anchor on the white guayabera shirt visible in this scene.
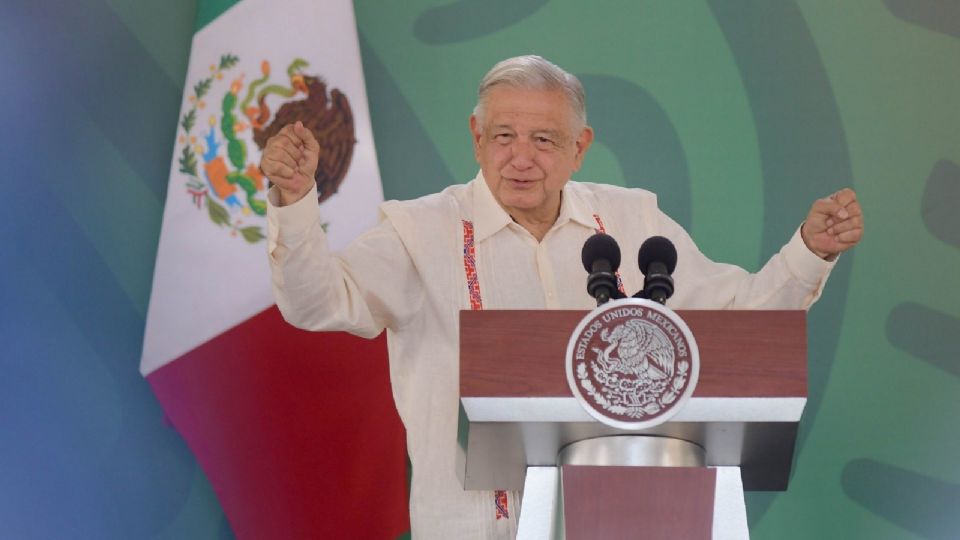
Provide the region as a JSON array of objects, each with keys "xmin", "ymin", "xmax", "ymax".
[{"xmin": 266, "ymin": 172, "xmax": 835, "ymax": 540}]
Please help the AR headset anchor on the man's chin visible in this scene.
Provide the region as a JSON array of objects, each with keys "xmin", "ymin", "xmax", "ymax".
[{"xmin": 502, "ymin": 195, "xmax": 546, "ymax": 213}]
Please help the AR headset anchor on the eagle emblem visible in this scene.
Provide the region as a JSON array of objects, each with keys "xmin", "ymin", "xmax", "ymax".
[
  {"xmin": 176, "ymin": 54, "xmax": 356, "ymax": 242},
  {"xmin": 566, "ymin": 299, "xmax": 699, "ymax": 429}
]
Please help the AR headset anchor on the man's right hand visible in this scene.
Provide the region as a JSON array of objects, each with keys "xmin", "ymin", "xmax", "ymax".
[{"xmin": 260, "ymin": 121, "xmax": 320, "ymax": 206}]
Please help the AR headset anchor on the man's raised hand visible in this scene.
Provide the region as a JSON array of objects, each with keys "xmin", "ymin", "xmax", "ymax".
[
  {"xmin": 260, "ymin": 121, "xmax": 321, "ymax": 206},
  {"xmin": 801, "ymin": 188, "xmax": 864, "ymax": 260}
]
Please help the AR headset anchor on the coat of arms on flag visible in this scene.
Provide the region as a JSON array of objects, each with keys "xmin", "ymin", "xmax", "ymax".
[{"xmin": 175, "ymin": 54, "xmax": 356, "ymax": 243}]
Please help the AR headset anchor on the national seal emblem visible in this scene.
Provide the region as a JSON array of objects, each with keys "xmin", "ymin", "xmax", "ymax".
[{"xmin": 565, "ymin": 298, "xmax": 700, "ymax": 430}]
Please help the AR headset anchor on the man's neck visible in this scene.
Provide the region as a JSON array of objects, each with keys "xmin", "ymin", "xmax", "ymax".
[{"xmin": 508, "ymin": 193, "xmax": 562, "ymax": 242}]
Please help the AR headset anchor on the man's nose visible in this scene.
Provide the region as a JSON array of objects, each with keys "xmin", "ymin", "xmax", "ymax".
[{"xmin": 510, "ymin": 140, "xmax": 534, "ymax": 169}]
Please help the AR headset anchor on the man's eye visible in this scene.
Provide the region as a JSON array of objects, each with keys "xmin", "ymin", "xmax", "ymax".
[
  {"xmin": 535, "ymin": 137, "xmax": 554, "ymax": 147},
  {"xmin": 494, "ymin": 133, "xmax": 512, "ymax": 143}
]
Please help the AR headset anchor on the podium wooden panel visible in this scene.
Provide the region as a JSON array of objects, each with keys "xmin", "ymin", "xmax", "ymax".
[
  {"xmin": 460, "ymin": 310, "xmax": 806, "ymax": 398},
  {"xmin": 562, "ymin": 466, "xmax": 716, "ymax": 540}
]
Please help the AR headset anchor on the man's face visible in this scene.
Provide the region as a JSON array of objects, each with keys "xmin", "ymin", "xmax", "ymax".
[{"xmin": 470, "ymin": 86, "xmax": 593, "ymax": 222}]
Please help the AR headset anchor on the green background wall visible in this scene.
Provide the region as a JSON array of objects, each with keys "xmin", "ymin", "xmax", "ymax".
[{"xmin": 2, "ymin": 1, "xmax": 957, "ymax": 538}]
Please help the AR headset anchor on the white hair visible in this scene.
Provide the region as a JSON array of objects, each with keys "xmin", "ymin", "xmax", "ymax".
[{"xmin": 473, "ymin": 55, "xmax": 587, "ymax": 132}]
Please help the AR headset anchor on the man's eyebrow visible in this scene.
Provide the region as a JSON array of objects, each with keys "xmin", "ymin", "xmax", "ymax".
[
  {"xmin": 492, "ymin": 124, "xmax": 515, "ymax": 132},
  {"xmin": 533, "ymin": 129, "xmax": 563, "ymax": 138}
]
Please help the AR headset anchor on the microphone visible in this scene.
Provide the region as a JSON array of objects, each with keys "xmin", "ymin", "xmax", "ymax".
[
  {"xmin": 581, "ymin": 233, "xmax": 623, "ymax": 306},
  {"xmin": 637, "ymin": 236, "xmax": 677, "ymax": 304}
]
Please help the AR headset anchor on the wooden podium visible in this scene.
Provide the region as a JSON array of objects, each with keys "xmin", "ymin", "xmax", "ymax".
[{"xmin": 457, "ymin": 309, "xmax": 807, "ymax": 539}]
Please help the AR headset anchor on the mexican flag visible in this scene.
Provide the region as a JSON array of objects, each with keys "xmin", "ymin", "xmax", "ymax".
[{"xmin": 140, "ymin": 0, "xmax": 409, "ymax": 537}]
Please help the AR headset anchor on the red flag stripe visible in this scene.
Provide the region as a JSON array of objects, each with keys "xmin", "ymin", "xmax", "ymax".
[{"xmin": 147, "ymin": 305, "xmax": 409, "ymax": 538}]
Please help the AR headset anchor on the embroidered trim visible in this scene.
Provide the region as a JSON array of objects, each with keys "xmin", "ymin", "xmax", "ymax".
[
  {"xmin": 494, "ymin": 489, "xmax": 510, "ymax": 520},
  {"xmin": 461, "ymin": 219, "xmax": 507, "ymax": 520},
  {"xmin": 591, "ymin": 214, "xmax": 626, "ymax": 295},
  {"xmin": 462, "ymin": 220, "xmax": 483, "ymax": 311},
  {"xmin": 591, "ymin": 213, "xmax": 607, "ymax": 234}
]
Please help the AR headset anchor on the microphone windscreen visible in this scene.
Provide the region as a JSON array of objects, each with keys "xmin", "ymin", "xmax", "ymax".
[
  {"xmin": 638, "ymin": 236, "xmax": 678, "ymax": 275},
  {"xmin": 581, "ymin": 233, "xmax": 622, "ymax": 273}
]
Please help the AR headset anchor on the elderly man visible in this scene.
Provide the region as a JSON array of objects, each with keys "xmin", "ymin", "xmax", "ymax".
[{"xmin": 260, "ymin": 55, "xmax": 863, "ymax": 539}]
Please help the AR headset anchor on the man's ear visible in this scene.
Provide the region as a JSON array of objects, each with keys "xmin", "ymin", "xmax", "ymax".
[
  {"xmin": 573, "ymin": 126, "xmax": 594, "ymax": 170},
  {"xmin": 469, "ymin": 114, "xmax": 482, "ymax": 161}
]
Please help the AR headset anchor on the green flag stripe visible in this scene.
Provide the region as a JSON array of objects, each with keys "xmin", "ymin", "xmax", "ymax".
[{"xmin": 195, "ymin": 0, "xmax": 242, "ymax": 32}]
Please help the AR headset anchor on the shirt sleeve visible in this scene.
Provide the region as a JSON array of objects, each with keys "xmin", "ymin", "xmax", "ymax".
[
  {"xmin": 659, "ymin": 210, "xmax": 837, "ymax": 310},
  {"xmin": 266, "ymin": 185, "xmax": 425, "ymax": 337}
]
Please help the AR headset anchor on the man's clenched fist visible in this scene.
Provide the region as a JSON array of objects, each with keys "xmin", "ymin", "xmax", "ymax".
[
  {"xmin": 801, "ymin": 187, "xmax": 864, "ymax": 260},
  {"xmin": 260, "ymin": 121, "xmax": 320, "ymax": 206}
]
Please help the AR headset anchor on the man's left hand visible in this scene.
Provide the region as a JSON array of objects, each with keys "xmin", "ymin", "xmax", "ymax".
[{"xmin": 801, "ymin": 188, "xmax": 864, "ymax": 260}]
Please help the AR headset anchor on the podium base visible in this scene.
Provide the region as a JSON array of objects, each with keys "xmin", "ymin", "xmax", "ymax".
[{"xmin": 517, "ymin": 436, "xmax": 749, "ymax": 540}]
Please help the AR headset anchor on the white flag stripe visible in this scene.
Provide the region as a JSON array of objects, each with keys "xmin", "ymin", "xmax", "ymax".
[{"xmin": 141, "ymin": 0, "xmax": 382, "ymax": 375}]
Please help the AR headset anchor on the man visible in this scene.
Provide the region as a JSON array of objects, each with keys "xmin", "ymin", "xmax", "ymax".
[{"xmin": 260, "ymin": 55, "xmax": 863, "ymax": 539}]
